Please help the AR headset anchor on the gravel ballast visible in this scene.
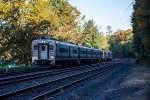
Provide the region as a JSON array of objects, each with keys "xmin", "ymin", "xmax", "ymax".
[
  {"xmin": 0, "ymin": 63, "xmax": 113, "ymax": 98},
  {"xmin": 51, "ymin": 59, "xmax": 150, "ymax": 100}
]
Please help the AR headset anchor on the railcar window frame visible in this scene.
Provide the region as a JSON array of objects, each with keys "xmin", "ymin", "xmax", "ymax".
[
  {"xmin": 73, "ymin": 49, "xmax": 77, "ymax": 54},
  {"xmin": 59, "ymin": 48, "xmax": 69, "ymax": 53},
  {"xmin": 87, "ymin": 50, "xmax": 92, "ymax": 54},
  {"xmin": 93, "ymin": 52, "xmax": 97, "ymax": 55},
  {"xmin": 81, "ymin": 50, "xmax": 86, "ymax": 54},
  {"xmin": 100, "ymin": 52, "xmax": 103, "ymax": 55}
]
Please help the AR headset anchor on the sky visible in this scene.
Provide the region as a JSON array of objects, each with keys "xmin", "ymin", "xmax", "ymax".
[{"xmin": 68, "ymin": 0, "xmax": 133, "ymax": 34}]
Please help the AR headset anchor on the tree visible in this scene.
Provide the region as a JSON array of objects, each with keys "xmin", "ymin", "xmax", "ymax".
[
  {"xmin": 82, "ymin": 20, "xmax": 103, "ymax": 49},
  {"xmin": 48, "ymin": 0, "xmax": 83, "ymax": 42},
  {"xmin": 109, "ymin": 29, "xmax": 135, "ymax": 57},
  {"xmin": 0, "ymin": 0, "xmax": 82, "ymax": 65},
  {"xmin": 132, "ymin": 0, "xmax": 150, "ymax": 62},
  {"xmin": 104, "ymin": 25, "xmax": 113, "ymax": 50},
  {"xmin": 106, "ymin": 25, "xmax": 112, "ymax": 35}
]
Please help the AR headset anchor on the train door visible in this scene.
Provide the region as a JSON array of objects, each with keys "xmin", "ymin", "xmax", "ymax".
[{"xmin": 39, "ymin": 44, "xmax": 48, "ymax": 59}]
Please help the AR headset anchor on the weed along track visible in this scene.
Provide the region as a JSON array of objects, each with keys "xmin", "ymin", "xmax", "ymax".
[{"xmin": 0, "ymin": 62, "xmax": 120, "ymax": 100}]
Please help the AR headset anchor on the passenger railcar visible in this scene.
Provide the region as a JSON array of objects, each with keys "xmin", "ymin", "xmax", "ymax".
[{"xmin": 32, "ymin": 37, "xmax": 113, "ymax": 66}]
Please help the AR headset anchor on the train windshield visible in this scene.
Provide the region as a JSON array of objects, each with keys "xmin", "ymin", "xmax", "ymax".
[{"xmin": 34, "ymin": 45, "xmax": 38, "ymax": 50}]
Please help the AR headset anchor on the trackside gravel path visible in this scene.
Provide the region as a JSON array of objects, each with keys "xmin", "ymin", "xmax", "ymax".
[{"xmin": 51, "ymin": 59, "xmax": 150, "ymax": 100}]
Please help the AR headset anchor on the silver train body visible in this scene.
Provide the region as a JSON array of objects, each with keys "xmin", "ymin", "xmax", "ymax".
[{"xmin": 32, "ymin": 37, "xmax": 113, "ymax": 66}]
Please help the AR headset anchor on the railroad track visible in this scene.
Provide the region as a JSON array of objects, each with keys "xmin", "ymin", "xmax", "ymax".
[
  {"xmin": 0, "ymin": 63, "xmax": 108, "ymax": 83},
  {"xmin": 0, "ymin": 63, "xmax": 100, "ymax": 77},
  {"xmin": 0, "ymin": 61, "xmax": 112, "ymax": 77},
  {"xmin": 0, "ymin": 63, "xmax": 106, "ymax": 86},
  {"xmin": 0, "ymin": 63, "xmax": 106, "ymax": 96},
  {"xmin": 0, "ymin": 62, "xmax": 120, "ymax": 100}
]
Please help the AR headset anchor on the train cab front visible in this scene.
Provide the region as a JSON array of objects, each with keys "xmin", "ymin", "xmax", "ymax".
[{"xmin": 32, "ymin": 38, "xmax": 56, "ymax": 66}]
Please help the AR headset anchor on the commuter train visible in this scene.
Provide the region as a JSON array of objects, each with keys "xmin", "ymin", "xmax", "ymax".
[{"xmin": 32, "ymin": 37, "xmax": 113, "ymax": 66}]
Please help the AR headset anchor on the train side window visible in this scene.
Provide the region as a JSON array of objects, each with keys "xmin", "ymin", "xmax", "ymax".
[
  {"xmin": 88, "ymin": 51, "xmax": 91, "ymax": 54},
  {"xmin": 93, "ymin": 52, "xmax": 97, "ymax": 55},
  {"xmin": 59, "ymin": 48, "xmax": 63, "ymax": 53},
  {"xmin": 66, "ymin": 49, "xmax": 68, "ymax": 53},
  {"xmin": 81, "ymin": 51, "xmax": 86, "ymax": 54},
  {"xmin": 100, "ymin": 52, "xmax": 103, "ymax": 55},
  {"xmin": 59, "ymin": 48, "xmax": 68, "ymax": 53},
  {"xmin": 73, "ymin": 50, "xmax": 77, "ymax": 54},
  {"xmin": 34, "ymin": 45, "xmax": 38, "ymax": 50}
]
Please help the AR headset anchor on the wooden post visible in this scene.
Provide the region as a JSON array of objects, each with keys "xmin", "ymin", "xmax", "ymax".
[
  {"xmin": 5, "ymin": 68, "xmax": 8, "ymax": 73},
  {"xmin": 45, "ymin": 94, "xmax": 48, "ymax": 100},
  {"xmin": 61, "ymin": 87, "xmax": 64, "ymax": 92}
]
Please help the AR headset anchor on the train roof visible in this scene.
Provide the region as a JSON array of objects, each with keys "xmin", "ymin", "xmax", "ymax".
[
  {"xmin": 32, "ymin": 37, "xmax": 104, "ymax": 51},
  {"xmin": 39, "ymin": 37, "xmax": 56, "ymax": 40},
  {"xmin": 32, "ymin": 37, "xmax": 56, "ymax": 43},
  {"xmin": 32, "ymin": 37, "xmax": 78, "ymax": 47},
  {"xmin": 56, "ymin": 41, "xmax": 79, "ymax": 47}
]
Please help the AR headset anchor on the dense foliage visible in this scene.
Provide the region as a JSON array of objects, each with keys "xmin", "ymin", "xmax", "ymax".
[
  {"xmin": 109, "ymin": 29, "xmax": 135, "ymax": 58},
  {"xmin": 132, "ymin": 0, "xmax": 150, "ymax": 62},
  {"xmin": 0, "ymin": 0, "xmax": 137, "ymax": 65},
  {"xmin": 0, "ymin": 0, "xmax": 83, "ymax": 65},
  {"xmin": 82, "ymin": 20, "xmax": 105, "ymax": 49}
]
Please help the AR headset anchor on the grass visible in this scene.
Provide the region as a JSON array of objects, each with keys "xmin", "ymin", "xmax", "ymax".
[{"xmin": 0, "ymin": 64, "xmax": 38, "ymax": 73}]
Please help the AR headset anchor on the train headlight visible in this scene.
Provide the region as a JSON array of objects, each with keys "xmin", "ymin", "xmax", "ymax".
[
  {"xmin": 42, "ymin": 41, "xmax": 45, "ymax": 43},
  {"xmin": 32, "ymin": 56, "xmax": 38, "ymax": 61},
  {"xmin": 49, "ymin": 56, "xmax": 54, "ymax": 59}
]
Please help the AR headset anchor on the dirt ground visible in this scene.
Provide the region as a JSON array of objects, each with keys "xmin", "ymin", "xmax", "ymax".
[{"xmin": 123, "ymin": 62, "xmax": 150, "ymax": 100}]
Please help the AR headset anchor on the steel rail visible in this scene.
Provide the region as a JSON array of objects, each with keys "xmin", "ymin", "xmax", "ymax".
[
  {"xmin": 0, "ymin": 62, "xmax": 119, "ymax": 99},
  {"xmin": 0, "ymin": 63, "xmax": 101, "ymax": 86},
  {"xmin": 31, "ymin": 64, "xmax": 119, "ymax": 100}
]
